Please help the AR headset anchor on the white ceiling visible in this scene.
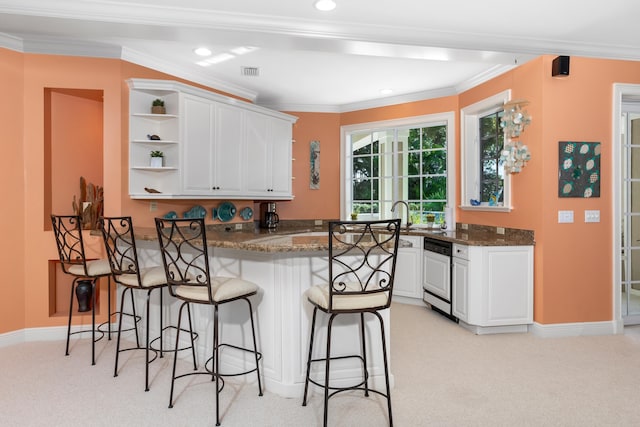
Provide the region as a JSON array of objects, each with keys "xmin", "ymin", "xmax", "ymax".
[{"xmin": 1, "ymin": 0, "xmax": 639, "ymax": 112}]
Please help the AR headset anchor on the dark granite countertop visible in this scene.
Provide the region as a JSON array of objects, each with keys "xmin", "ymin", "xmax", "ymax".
[{"xmin": 134, "ymin": 220, "xmax": 534, "ymax": 253}]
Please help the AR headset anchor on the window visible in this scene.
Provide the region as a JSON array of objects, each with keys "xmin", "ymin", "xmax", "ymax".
[
  {"xmin": 461, "ymin": 90, "xmax": 511, "ymax": 211},
  {"xmin": 341, "ymin": 113, "xmax": 455, "ymax": 225}
]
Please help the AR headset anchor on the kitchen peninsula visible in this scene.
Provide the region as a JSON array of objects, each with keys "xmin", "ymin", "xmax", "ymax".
[{"xmin": 129, "ymin": 222, "xmax": 533, "ymax": 397}]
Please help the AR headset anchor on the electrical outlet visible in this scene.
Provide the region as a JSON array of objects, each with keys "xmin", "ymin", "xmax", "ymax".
[
  {"xmin": 558, "ymin": 210, "xmax": 574, "ymax": 223},
  {"xmin": 235, "ymin": 223, "xmax": 243, "ymax": 230},
  {"xmin": 315, "ymin": 219, "xmax": 323, "ymax": 226},
  {"xmin": 461, "ymin": 223, "xmax": 468, "ymax": 230},
  {"xmin": 150, "ymin": 201, "xmax": 157, "ymax": 212},
  {"xmin": 496, "ymin": 227, "xmax": 505, "ymax": 235},
  {"xmin": 585, "ymin": 210, "xmax": 600, "ymax": 223}
]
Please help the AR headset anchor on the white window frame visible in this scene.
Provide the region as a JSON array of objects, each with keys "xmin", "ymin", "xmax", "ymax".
[
  {"xmin": 340, "ymin": 112, "xmax": 456, "ymax": 223},
  {"xmin": 460, "ymin": 89, "xmax": 512, "ymax": 212}
]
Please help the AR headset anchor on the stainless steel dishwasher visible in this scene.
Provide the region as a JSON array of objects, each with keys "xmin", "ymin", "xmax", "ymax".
[{"xmin": 423, "ymin": 237, "xmax": 457, "ymax": 321}]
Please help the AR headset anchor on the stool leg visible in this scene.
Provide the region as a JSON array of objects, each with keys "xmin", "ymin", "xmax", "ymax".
[
  {"xmin": 323, "ymin": 314, "xmax": 337, "ymax": 427},
  {"xmin": 360, "ymin": 312, "xmax": 369, "ymax": 397},
  {"xmin": 114, "ymin": 286, "xmax": 128, "ymax": 377},
  {"xmin": 214, "ymin": 304, "xmax": 220, "ymax": 427},
  {"xmin": 169, "ymin": 301, "xmax": 187, "ymax": 409},
  {"xmin": 145, "ymin": 288, "xmax": 152, "ymax": 392},
  {"xmin": 302, "ymin": 306, "xmax": 319, "ymax": 406},
  {"xmin": 107, "ymin": 277, "xmax": 112, "ymax": 340},
  {"xmin": 159, "ymin": 289, "xmax": 164, "ymax": 358},
  {"xmin": 376, "ymin": 311, "xmax": 393, "ymax": 427},
  {"xmin": 245, "ymin": 298, "xmax": 263, "ymax": 396},
  {"xmin": 130, "ymin": 287, "xmax": 140, "ymax": 348},
  {"xmin": 91, "ymin": 279, "xmax": 97, "ymax": 366},
  {"xmin": 186, "ymin": 303, "xmax": 198, "ymax": 370},
  {"xmin": 65, "ymin": 279, "xmax": 77, "ymax": 357}
]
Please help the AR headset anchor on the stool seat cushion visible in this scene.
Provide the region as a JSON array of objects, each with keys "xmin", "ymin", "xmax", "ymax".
[
  {"xmin": 305, "ymin": 283, "xmax": 388, "ymax": 311},
  {"xmin": 116, "ymin": 266, "xmax": 167, "ymax": 288},
  {"xmin": 68, "ymin": 258, "xmax": 112, "ymax": 277},
  {"xmin": 175, "ymin": 276, "xmax": 258, "ymax": 303}
]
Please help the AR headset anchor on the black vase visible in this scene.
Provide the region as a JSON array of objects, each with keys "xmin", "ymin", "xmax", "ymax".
[{"xmin": 75, "ymin": 280, "xmax": 93, "ymax": 312}]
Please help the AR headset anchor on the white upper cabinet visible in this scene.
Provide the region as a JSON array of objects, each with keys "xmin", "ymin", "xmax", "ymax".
[
  {"xmin": 127, "ymin": 79, "xmax": 297, "ymax": 199},
  {"xmin": 245, "ymin": 110, "xmax": 293, "ymax": 198}
]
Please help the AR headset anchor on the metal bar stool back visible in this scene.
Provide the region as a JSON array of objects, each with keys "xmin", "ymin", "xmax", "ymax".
[
  {"xmin": 302, "ymin": 219, "xmax": 401, "ymax": 427},
  {"xmin": 50, "ymin": 214, "xmax": 113, "ymax": 365},
  {"xmin": 155, "ymin": 217, "xmax": 263, "ymax": 427}
]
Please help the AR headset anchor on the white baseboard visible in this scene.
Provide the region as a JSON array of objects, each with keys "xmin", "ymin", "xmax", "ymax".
[
  {"xmin": 530, "ymin": 319, "xmax": 622, "ymax": 337},
  {"xmin": 0, "ymin": 323, "xmax": 119, "ymax": 348}
]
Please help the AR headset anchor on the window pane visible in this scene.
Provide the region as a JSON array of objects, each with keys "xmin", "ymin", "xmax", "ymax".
[
  {"xmin": 422, "ymin": 126, "xmax": 446, "ymax": 149},
  {"xmin": 348, "ymin": 120, "xmax": 449, "ymax": 220},
  {"xmin": 422, "ymin": 150, "xmax": 446, "ymax": 174}
]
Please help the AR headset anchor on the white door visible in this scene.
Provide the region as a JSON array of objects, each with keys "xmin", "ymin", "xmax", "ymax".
[{"xmin": 621, "ymin": 106, "xmax": 640, "ymax": 324}]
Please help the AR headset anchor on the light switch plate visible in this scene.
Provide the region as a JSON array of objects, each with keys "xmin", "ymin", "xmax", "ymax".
[
  {"xmin": 149, "ymin": 201, "xmax": 157, "ymax": 212},
  {"xmin": 558, "ymin": 210, "xmax": 574, "ymax": 223},
  {"xmin": 585, "ymin": 210, "xmax": 600, "ymax": 223}
]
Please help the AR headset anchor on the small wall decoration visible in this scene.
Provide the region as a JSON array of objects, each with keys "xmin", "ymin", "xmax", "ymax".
[
  {"xmin": 310, "ymin": 140, "xmax": 320, "ymax": 189},
  {"xmin": 558, "ymin": 141, "xmax": 601, "ymax": 198}
]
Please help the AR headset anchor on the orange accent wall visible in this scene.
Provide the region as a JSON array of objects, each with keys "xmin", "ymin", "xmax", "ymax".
[
  {"xmin": 276, "ymin": 112, "xmax": 342, "ymax": 220},
  {"xmin": 5, "ymin": 48, "xmax": 640, "ymax": 335},
  {"xmin": 0, "ymin": 48, "xmax": 26, "ymax": 334}
]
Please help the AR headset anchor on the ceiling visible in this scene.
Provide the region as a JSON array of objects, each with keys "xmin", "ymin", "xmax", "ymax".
[{"xmin": 1, "ymin": 0, "xmax": 640, "ymax": 112}]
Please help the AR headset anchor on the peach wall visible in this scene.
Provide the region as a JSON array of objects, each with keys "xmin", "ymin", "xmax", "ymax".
[
  {"xmin": 50, "ymin": 91, "xmax": 104, "ymax": 215},
  {"xmin": 276, "ymin": 112, "xmax": 342, "ymax": 220},
  {"xmin": 21, "ymin": 53, "xmax": 122, "ymax": 330},
  {"xmin": 0, "ymin": 48, "xmax": 26, "ymax": 334}
]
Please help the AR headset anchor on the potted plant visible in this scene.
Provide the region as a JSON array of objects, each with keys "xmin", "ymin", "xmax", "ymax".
[
  {"xmin": 350, "ymin": 207, "xmax": 359, "ymax": 220},
  {"xmin": 426, "ymin": 213, "xmax": 436, "ymax": 228},
  {"xmin": 151, "ymin": 98, "xmax": 165, "ymax": 114},
  {"xmin": 150, "ymin": 150, "xmax": 164, "ymax": 167}
]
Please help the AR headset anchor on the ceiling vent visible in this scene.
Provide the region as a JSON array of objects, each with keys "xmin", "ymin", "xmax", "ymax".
[{"xmin": 241, "ymin": 66, "xmax": 260, "ymax": 77}]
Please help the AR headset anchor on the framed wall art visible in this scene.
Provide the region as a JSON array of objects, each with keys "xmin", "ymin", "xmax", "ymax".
[{"xmin": 558, "ymin": 141, "xmax": 601, "ymax": 198}]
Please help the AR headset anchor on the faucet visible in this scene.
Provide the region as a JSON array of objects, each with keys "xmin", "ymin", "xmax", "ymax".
[{"xmin": 391, "ymin": 201, "xmax": 412, "ymax": 230}]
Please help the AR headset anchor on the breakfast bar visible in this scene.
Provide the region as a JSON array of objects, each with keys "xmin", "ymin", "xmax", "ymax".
[{"xmin": 131, "ymin": 225, "xmax": 398, "ymax": 398}]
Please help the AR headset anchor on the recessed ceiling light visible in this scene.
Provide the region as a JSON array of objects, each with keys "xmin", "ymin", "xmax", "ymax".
[
  {"xmin": 314, "ymin": 0, "xmax": 336, "ymax": 11},
  {"xmin": 231, "ymin": 46, "xmax": 258, "ymax": 56},
  {"xmin": 193, "ymin": 47, "xmax": 212, "ymax": 57},
  {"xmin": 196, "ymin": 53, "xmax": 235, "ymax": 66},
  {"xmin": 380, "ymin": 89, "xmax": 393, "ymax": 95}
]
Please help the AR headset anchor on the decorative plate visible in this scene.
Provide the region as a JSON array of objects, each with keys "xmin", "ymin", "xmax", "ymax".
[
  {"xmin": 163, "ymin": 211, "xmax": 177, "ymax": 219},
  {"xmin": 215, "ymin": 202, "xmax": 237, "ymax": 222},
  {"xmin": 184, "ymin": 205, "xmax": 207, "ymax": 219},
  {"xmin": 239, "ymin": 207, "xmax": 253, "ymax": 221}
]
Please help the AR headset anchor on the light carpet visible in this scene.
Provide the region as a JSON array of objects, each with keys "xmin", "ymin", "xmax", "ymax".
[{"xmin": 2, "ymin": 303, "xmax": 640, "ymax": 426}]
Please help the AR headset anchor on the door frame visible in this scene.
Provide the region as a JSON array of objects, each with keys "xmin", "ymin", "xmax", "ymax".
[{"xmin": 612, "ymin": 84, "xmax": 640, "ymax": 330}]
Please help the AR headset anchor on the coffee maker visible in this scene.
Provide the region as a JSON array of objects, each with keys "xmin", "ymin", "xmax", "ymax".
[{"xmin": 259, "ymin": 202, "xmax": 280, "ymax": 229}]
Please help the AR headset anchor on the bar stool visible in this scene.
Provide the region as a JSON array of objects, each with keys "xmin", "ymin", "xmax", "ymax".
[
  {"xmin": 155, "ymin": 217, "xmax": 263, "ymax": 427},
  {"xmin": 51, "ymin": 214, "xmax": 114, "ymax": 365},
  {"xmin": 301, "ymin": 219, "xmax": 401, "ymax": 427},
  {"xmin": 99, "ymin": 216, "xmax": 198, "ymax": 391}
]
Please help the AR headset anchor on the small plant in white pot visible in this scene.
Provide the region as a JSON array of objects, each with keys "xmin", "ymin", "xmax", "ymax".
[
  {"xmin": 150, "ymin": 150, "xmax": 164, "ymax": 167},
  {"xmin": 151, "ymin": 98, "xmax": 165, "ymax": 114}
]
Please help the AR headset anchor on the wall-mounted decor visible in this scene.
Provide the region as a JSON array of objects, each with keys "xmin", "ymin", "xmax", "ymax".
[
  {"xmin": 310, "ymin": 140, "xmax": 320, "ymax": 189},
  {"xmin": 558, "ymin": 141, "xmax": 601, "ymax": 198},
  {"xmin": 500, "ymin": 99, "xmax": 532, "ymax": 173}
]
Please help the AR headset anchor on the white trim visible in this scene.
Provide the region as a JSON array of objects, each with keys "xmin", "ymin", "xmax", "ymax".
[
  {"xmin": 530, "ymin": 320, "xmax": 621, "ymax": 338},
  {"xmin": 0, "ymin": 324, "xmax": 119, "ymax": 348},
  {"xmin": 340, "ymin": 112, "xmax": 456, "ymax": 222},
  {"xmin": 460, "ymin": 90, "xmax": 512, "ymax": 210},
  {"xmin": 612, "ymin": 83, "xmax": 640, "ymax": 332},
  {"xmin": 0, "ymin": 329, "xmax": 25, "ymax": 348}
]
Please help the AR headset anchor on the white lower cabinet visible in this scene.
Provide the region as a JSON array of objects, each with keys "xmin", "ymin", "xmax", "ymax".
[
  {"xmin": 453, "ymin": 243, "xmax": 533, "ymax": 333},
  {"xmin": 394, "ymin": 235, "xmax": 423, "ymax": 299},
  {"xmin": 452, "ymin": 255, "xmax": 469, "ymax": 321}
]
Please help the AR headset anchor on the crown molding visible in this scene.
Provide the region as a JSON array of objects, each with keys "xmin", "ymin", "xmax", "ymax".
[
  {"xmin": 0, "ymin": 32, "xmax": 24, "ymax": 52},
  {"xmin": 121, "ymin": 47, "xmax": 258, "ymax": 103}
]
